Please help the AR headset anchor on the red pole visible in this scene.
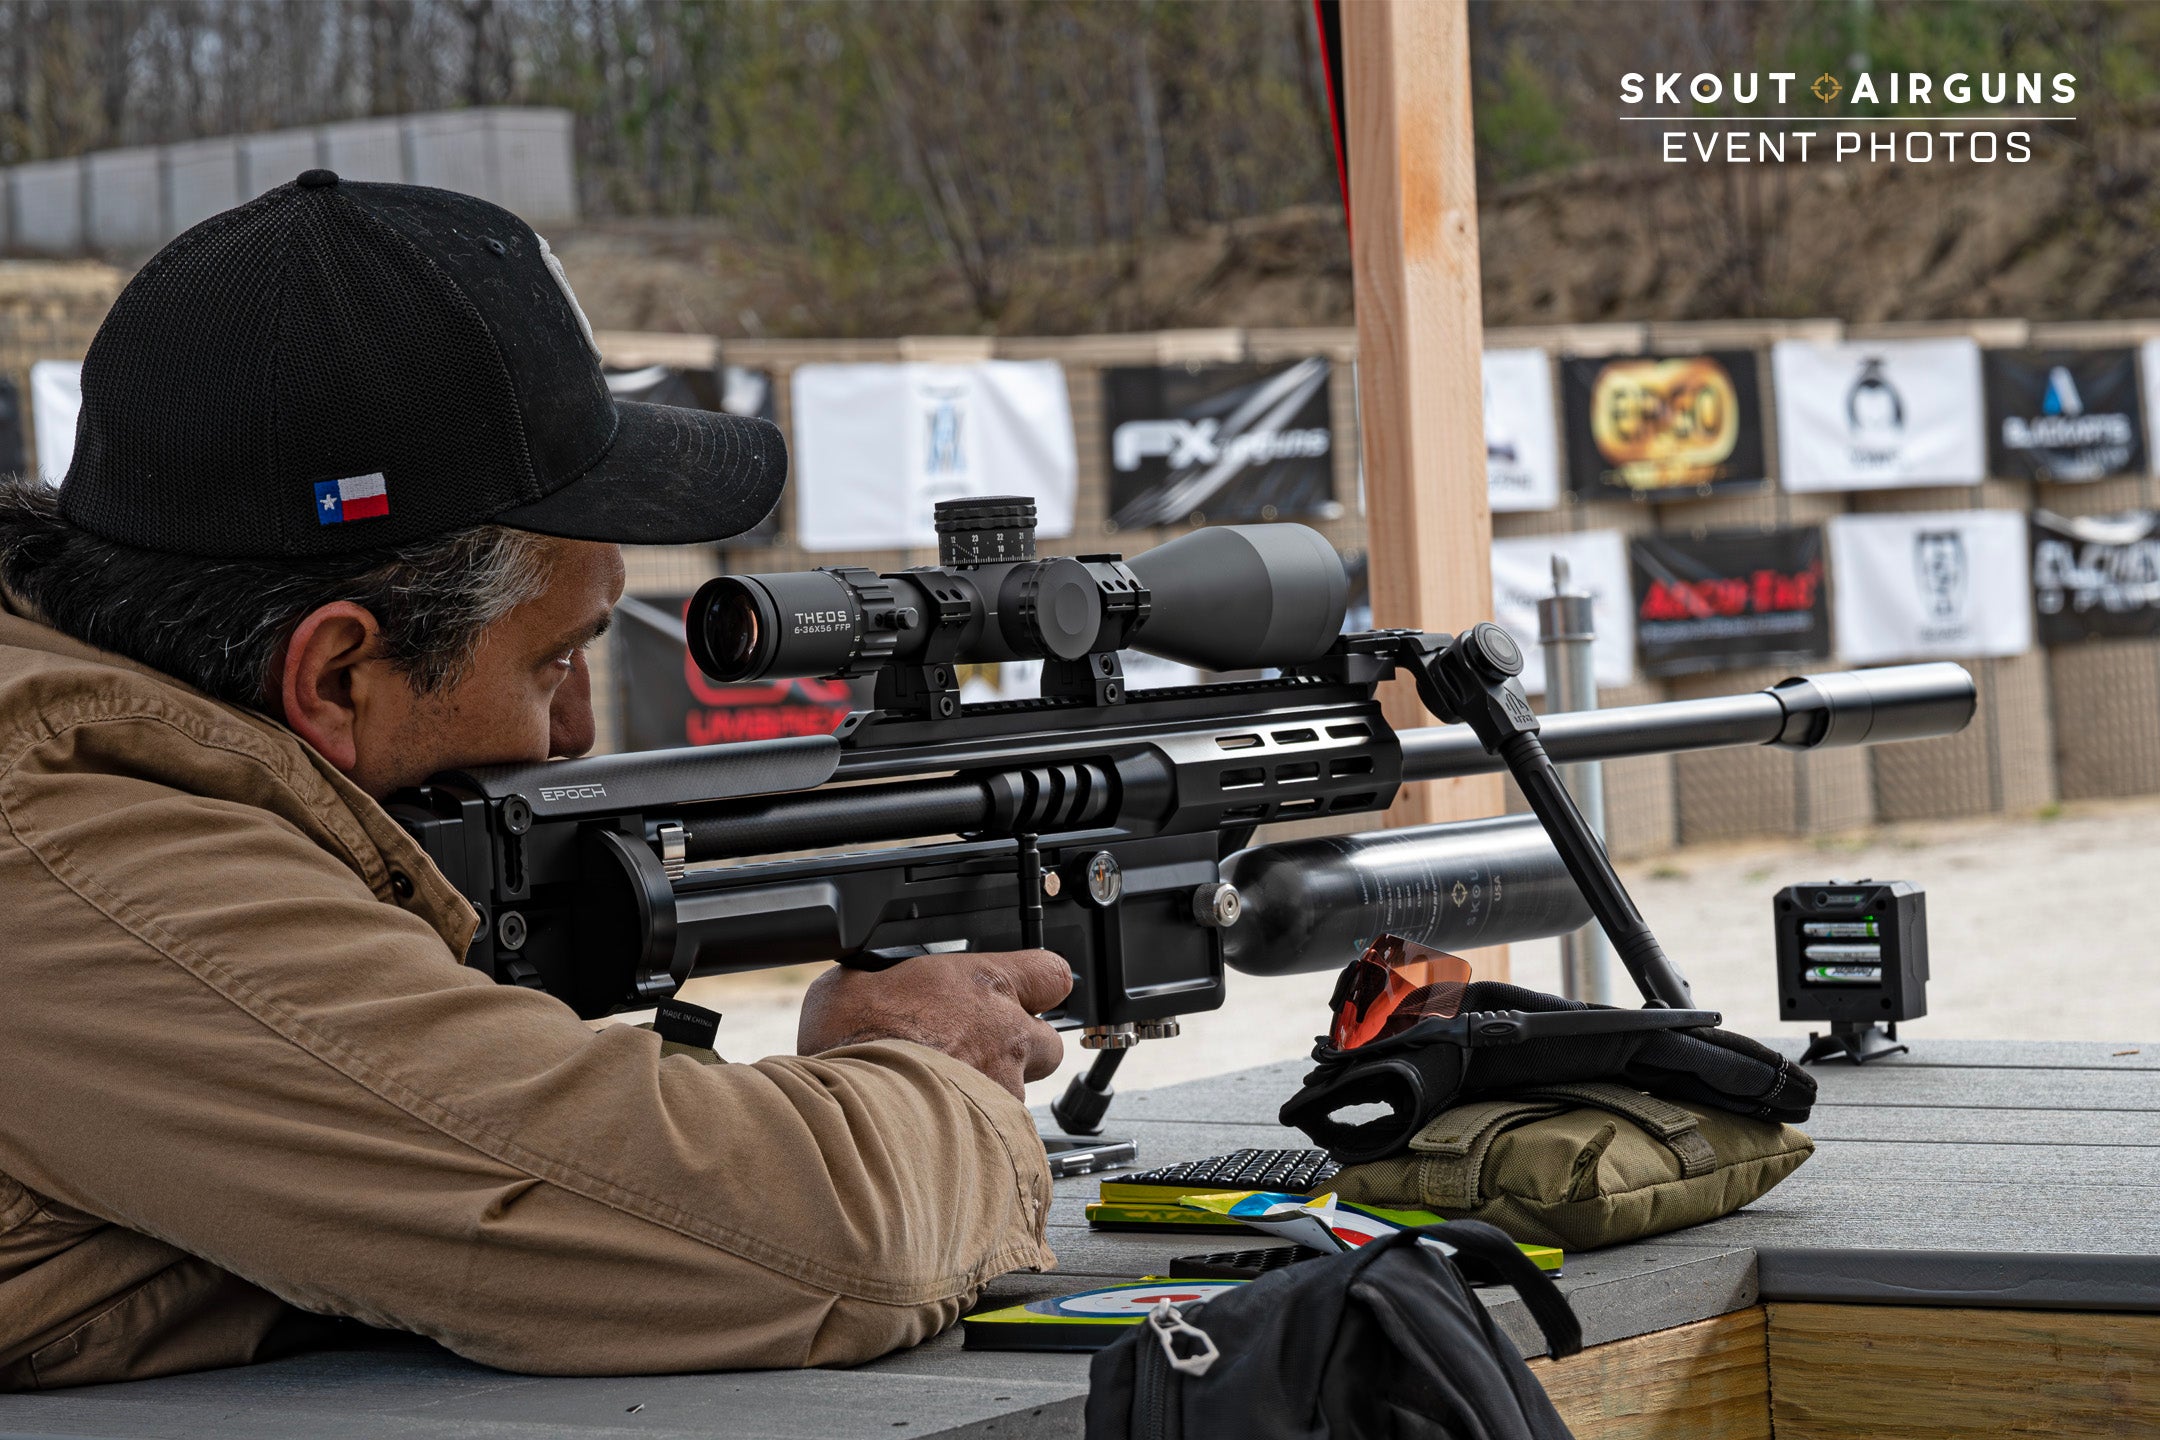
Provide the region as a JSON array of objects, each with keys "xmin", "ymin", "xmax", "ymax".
[{"xmin": 1312, "ymin": 0, "xmax": 1350, "ymax": 236}]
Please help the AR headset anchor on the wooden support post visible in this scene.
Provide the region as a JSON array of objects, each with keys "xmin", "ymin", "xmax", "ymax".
[{"xmin": 1344, "ymin": 0, "xmax": 1501, "ymax": 833}]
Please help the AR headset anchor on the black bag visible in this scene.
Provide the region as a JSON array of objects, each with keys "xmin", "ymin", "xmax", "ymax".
[
  {"xmin": 1282, "ymin": 982, "xmax": 1815, "ymax": 1165},
  {"xmin": 1083, "ymin": 1219, "xmax": 1581, "ymax": 1440}
]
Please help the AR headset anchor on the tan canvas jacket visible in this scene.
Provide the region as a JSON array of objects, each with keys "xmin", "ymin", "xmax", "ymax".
[{"xmin": 0, "ymin": 597, "xmax": 1054, "ymax": 1391}]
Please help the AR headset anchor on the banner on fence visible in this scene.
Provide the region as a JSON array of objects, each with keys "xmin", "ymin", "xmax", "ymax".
[
  {"xmin": 2029, "ymin": 508, "xmax": 2160, "ymax": 644},
  {"xmin": 0, "ymin": 377, "xmax": 26, "ymax": 483},
  {"xmin": 1490, "ymin": 530, "xmax": 1636, "ymax": 695},
  {"xmin": 1773, "ymin": 339, "xmax": 1987, "ymax": 491},
  {"xmin": 1630, "ymin": 528, "xmax": 1830, "ymax": 676},
  {"xmin": 613, "ymin": 595, "xmax": 855, "ymax": 749},
  {"xmin": 2143, "ymin": 338, "xmax": 2160, "ymax": 479},
  {"xmin": 29, "ymin": 360, "xmax": 78, "ymax": 485},
  {"xmin": 1826, "ymin": 511, "xmax": 2030, "ymax": 663},
  {"xmin": 607, "ymin": 362, "xmax": 783, "ymax": 543},
  {"xmin": 1984, "ymin": 348, "xmax": 2145, "ymax": 483},
  {"xmin": 962, "ymin": 652, "xmax": 1209, "ymax": 704},
  {"xmin": 1562, "ymin": 351, "xmax": 1766, "ymax": 499},
  {"xmin": 1104, "ymin": 359, "xmax": 1339, "ymax": 529},
  {"xmin": 1483, "ymin": 348, "xmax": 1561, "ymax": 512},
  {"xmin": 792, "ymin": 361, "xmax": 1076, "ymax": 551}
]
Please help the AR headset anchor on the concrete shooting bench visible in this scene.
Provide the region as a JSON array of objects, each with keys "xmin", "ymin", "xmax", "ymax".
[{"xmin": 2, "ymin": 1038, "xmax": 2155, "ymax": 1440}]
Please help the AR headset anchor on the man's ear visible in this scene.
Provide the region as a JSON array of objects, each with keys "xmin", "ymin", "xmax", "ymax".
[{"xmin": 276, "ymin": 602, "xmax": 382, "ymax": 772}]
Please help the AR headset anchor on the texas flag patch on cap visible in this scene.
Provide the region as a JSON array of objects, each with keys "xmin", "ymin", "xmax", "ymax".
[{"xmin": 314, "ymin": 472, "xmax": 390, "ymax": 525}]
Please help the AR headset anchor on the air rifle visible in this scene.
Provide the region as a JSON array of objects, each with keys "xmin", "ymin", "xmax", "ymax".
[{"xmin": 389, "ymin": 497, "xmax": 1977, "ymax": 1132}]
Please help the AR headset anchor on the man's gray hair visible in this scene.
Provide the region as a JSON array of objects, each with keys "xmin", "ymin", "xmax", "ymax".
[{"xmin": 0, "ymin": 473, "xmax": 554, "ymax": 709}]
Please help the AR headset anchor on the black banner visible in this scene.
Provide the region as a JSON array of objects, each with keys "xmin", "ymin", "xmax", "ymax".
[
  {"xmin": 1563, "ymin": 351, "xmax": 1767, "ymax": 500},
  {"xmin": 0, "ymin": 378, "xmax": 25, "ymax": 480},
  {"xmin": 1630, "ymin": 527, "xmax": 1830, "ymax": 676},
  {"xmin": 1984, "ymin": 348, "xmax": 2146, "ymax": 483},
  {"xmin": 613, "ymin": 595, "xmax": 855, "ymax": 750},
  {"xmin": 605, "ymin": 363, "xmax": 782, "ymax": 545},
  {"xmin": 2030, "ymin": 509, "xmax": 2160, "ymax": 644},
  {"xmin": 1104, "ymin": 359, "xmax": 1338, "ymax": 530}
]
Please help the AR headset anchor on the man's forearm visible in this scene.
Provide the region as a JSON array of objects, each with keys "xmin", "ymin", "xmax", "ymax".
[{"xmin": 1, "ymin": 761, "xmax": 1050, "ymax": 1380}]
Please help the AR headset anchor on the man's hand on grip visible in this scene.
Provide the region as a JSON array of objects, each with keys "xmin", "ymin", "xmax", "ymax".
[{"xmin": 798, "ymin": 949, "xmax": 1072, "ymax": 1101}]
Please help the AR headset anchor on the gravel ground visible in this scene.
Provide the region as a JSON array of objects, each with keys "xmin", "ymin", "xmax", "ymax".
[{"xmin": 655, "ymin": 795, "xmax": 2160, "ymax": 1107}]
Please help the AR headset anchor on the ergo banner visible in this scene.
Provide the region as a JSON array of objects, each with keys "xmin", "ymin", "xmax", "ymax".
[{"xmin": 1563, "ymin": 350, "xmax": 1767, "ymax": 500}]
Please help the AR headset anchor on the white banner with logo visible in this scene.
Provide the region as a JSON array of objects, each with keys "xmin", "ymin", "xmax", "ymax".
[
  {"xmin": 1772, "ymin": 338, "xmax": 1986, "ymax": 491},
  {"xmin": 1490, "ymin": 530, "xmax": 1635, "ymax": 695},
  {"xmin": 1826, "ymin": 511, "xmax": 2031, "ymax": 664},
  {"xmin": 29, "ymin": 359, "xmax": 80, "ymax": 485},
  {"xmin": 791, "ymin": 361, "xmax": 1076, "ymax": 551},
  {"xmin": 1483, "ymin": 348, "xmax": 1561, "ymax": 513}
]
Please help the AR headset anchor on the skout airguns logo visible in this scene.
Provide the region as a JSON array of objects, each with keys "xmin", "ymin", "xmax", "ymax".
[{"xmin": 1620, "ymin": 67, "xmax": 2074, "ymax": 165}]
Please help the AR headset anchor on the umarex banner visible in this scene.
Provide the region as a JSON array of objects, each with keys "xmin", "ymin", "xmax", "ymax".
[
  {"xmin": 1826, "ymin": 511, "xmax": 2031, "ymax": 664},
  {"xmin": 1104, "ymin": 359, "xmax": 1338, "ymax": 530},
  {"xmin": 1630, "ymin": 528, "xmax": 1830, "ymax": 677},
  {"xmin": 1489, "ymin": 531, "xmax": 1635, "ymax": 696},
  {"xmin": 606, "ymin": 362, "xmax": 783, "ymax": 543},
  {"xmin": 2030, "ymin": 509, "xmax": 2160, "ymax": 644},
  {"xmin": 1772, "ymin": 339, "xmax": 1987, "ymax": 492},
  {"xmin": 1482, "ymin": 348, "xmax": 1561, "ymax": 512},
  {"xmin": 1983, "ymin": 349, "xmax": 2145, "ymax": 482},
  {"xmin": 792, "ymin": 361, "xmax": 1076, "ymax": 551},
  {"xmin": 1562, "ymin": 351, "xmax": 1766, "ymax": 499},
  {"xmin": 613, "ymin": 595, "xmax": 855, "ymax": 750}
]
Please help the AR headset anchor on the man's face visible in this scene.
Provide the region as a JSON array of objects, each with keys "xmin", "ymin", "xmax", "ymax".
[{"xmin": 335, "ymin": 539, "xmax": 625, "ymax": 796}]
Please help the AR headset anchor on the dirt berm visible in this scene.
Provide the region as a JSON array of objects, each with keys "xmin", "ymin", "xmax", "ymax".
[{"xmin": 555, "ymin": 130, "xmax": 2160, "ymax": 337}]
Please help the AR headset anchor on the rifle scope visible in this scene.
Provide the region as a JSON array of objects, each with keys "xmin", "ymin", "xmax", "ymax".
[{"xmin": 687, "ymin": 496, "xmax": 1348, "ymax": 684}]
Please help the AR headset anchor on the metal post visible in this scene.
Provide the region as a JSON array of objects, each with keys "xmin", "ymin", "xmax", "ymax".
[{"xmin": 1537, "ymin": 555, "xmax": 1615, "ymax": 1004}]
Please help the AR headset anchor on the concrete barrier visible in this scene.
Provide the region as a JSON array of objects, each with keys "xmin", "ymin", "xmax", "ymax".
[{"xmin": 2, "ymin": 107, "xmax": 578, "ymax": 260}]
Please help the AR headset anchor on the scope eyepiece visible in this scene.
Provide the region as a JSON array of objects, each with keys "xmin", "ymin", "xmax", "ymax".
[{"xmin": 691, "ymin": 577, "xmax": 771, "ymax": 683}]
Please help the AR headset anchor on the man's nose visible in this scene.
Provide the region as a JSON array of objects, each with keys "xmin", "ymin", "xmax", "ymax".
[{"xmin": 549, "ymin": 651, "xmax": 598, "ymax": 759}]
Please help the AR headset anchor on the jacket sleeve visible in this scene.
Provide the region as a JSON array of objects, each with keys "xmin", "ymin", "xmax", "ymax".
[{"xmin": 0, "ymin": 711, "xmax": 1055, "ymax": 1376}]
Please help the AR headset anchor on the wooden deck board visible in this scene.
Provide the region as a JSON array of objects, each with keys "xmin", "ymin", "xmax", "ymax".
[
  {"xmin": 1766, "ymin": 1303, "xmax": 2160, "ymax": 1438},
  {"xmin": 1531, "ymin": 1309, "xmax": 1771, "ymax": 1440}
]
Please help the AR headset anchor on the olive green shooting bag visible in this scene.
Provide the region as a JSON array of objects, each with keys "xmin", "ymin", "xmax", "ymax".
[{"xmin": 1328, "ymin": 1080, "xmax": 1813, "ymax": 1251}]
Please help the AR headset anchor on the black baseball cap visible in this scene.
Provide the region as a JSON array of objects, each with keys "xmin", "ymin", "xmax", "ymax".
[{"xmin": 59, "ymin": 169, "xmax": 785, "ymax": 558}]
